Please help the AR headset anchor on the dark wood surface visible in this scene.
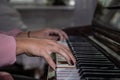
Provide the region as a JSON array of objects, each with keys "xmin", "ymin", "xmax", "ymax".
[{"xmin": 63, "ymin": 25, "xmax": 92, "ymax": 36}]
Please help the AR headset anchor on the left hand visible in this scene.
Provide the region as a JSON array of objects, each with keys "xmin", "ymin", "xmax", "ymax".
[{"xmin": 29, "ymin": 28, "xmax": 68, "ymax": 41}]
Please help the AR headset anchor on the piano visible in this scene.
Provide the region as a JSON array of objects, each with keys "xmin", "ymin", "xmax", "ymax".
[{"xmin": 47, "ymin": 0, "xmax": 120, "ymax": 80}]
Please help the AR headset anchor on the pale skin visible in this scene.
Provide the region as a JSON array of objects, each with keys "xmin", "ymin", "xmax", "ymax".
[{"xmin": 16, "ymin": 28, "xmax": 76, "ymax": 70}]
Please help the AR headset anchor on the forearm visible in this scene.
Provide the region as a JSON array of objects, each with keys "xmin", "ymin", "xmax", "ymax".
[{"xmin": 16, "ymin": 32, "xmax": 28, "ymax": 38}]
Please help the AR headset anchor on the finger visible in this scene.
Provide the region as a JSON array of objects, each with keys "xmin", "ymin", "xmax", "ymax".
[
  {"xmin": 47, "ymin": 36, "xmax": 59, "ymax": 41},
  {"xmin": 56, "ymin": 49, "xmax": 71, "ymax": 65},
  {"xmin": 50, "ymin": 43, "xmax": 71, "ymax": 65},
  {"xmin": 68, "ymin": 52, "xmax": 76, "ymax": 65},
  {"xmin": 47, "ymin": 39, "xmax": 73, "ymax": 65},
  {"xmin": 56, "ymin": 30, "xmax": 68, "ymax": 41},
  {"xmin": 46, "ymin": 29, "xmax": 67, "ymax": 40},
  {"xmin": 49, "ymin": 29, "xmax": 64, "ymax": 41},
  {"xmin": 67, "ymin": 51, "xmax": 76, "ymax": 65},
  {"xmin": 51, "ymin": 36, "xmax": 60, "ymax": 41},
  {"xmin": 43, "ymin": 53, "xmax": 56, "ymax": 70},
  {"xmin": 59, "ymin": 44, "xmax": 76, "ymax": 65},
  {"xmin": 60, "ymin": 30, "xmax": 68, "ymax": 40},
  {"xmin": 56, "ymin": 31, "xmax": 64, "ymax": 41}
]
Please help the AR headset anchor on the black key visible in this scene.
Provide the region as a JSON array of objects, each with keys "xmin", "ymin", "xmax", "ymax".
[
  {"xmin": 69, "ymin": 42, "xmax": 90, "ymax": 45},
  {"xmin": 75, "ymin": 55, "xmax": 106, "ymax": 59},
  {"xmin": 80, "ymin": 69, "xmax": 120, "ymax": 79},
  {"xmin": 77, "ymin": 62, "xmax": 114, "ymax": 68},
  {"xmin": 77, "ymin": 59, "xmax": 111, "ymax": 63},
  {"xmin": 74, "ymin": 50, "xmax": 100, "ymax": 53},
  {"xmin": 85, "ymin": 77, "xmax": 120, "ymax": 80},
  {"xmin": 73, "ymin": 47, "xmax": 98, "ymax": 51},
  {"xmin": 79, "ymin": 66, "xmax": 115, "ymax": 73},
  {"xmin": 74, "ymin": 52, "xmax": 102, "ymax": 55},
  {"xmin": 76, "ymin": 57, "xmax": 108, "ymax": 62}
]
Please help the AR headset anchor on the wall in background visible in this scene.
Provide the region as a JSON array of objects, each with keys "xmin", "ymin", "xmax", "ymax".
[{"xmin": 18, "ymin": 0, "xmax": 97, "ymax": 30}]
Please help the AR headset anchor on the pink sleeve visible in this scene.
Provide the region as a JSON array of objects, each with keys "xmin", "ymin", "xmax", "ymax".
[{"xmin": 0, "ymin": 33, "xmax": 16, "ymax": 67}]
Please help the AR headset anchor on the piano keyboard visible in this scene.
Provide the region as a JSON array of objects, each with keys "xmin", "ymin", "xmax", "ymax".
[
  {"xmin": 67, "ymin": 36, "xmax": 120, "ymax": 80},
  {"xmin": 48, "ymin": 35, "xmax": 120, "ymax": 80},
  {"xmin": 56, "ymin": 41, "xmax": 79, "ymax": 80}
]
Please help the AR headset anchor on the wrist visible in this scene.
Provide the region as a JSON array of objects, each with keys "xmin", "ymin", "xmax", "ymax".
[
  {"xmin": 27, "ymin": 31, "xmax": 37, "ymax": 38},
  {"xmin": 16, "ymin": 38, "xmax": 26, "ymax": 55},
  {"xmin": 16, "ymin": 32, "xmax": 28, "ymax": 38},
  {"xmin": 27, "ymin": 31, "xmax": 31, "ymax": 38}
]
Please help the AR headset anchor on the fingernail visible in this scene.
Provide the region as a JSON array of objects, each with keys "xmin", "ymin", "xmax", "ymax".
[
  {"xmin": 70, "ymin": 60, "xmax": 74, "ymax": 65},
  {"xmin": 53, "ymin": 66, "xmax": 57, "ymax": 71}
]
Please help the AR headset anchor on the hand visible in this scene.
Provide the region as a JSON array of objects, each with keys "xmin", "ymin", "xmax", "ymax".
[
  {"xmin": 18, "ymin": 28, "xmax": 68, "ymax": 41},
  {"xmin": 16, "ymin": 38, "xmax": 76, "ymax": 70}
]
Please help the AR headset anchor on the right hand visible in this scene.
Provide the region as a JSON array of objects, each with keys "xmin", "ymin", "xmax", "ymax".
[{"xmin": 16, "ymin": 38, "xmax": 76, "ymax": 70}]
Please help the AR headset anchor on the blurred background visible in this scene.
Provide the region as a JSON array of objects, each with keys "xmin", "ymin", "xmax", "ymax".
[{"xmin": 8, "ymin": 0, "xmax": 96, "ymax": 30}]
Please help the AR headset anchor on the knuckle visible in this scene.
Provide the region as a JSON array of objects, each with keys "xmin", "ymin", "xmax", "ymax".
[{"xmin": 45, "ymin": 55, "xmax": 51, "ymax": 60}]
